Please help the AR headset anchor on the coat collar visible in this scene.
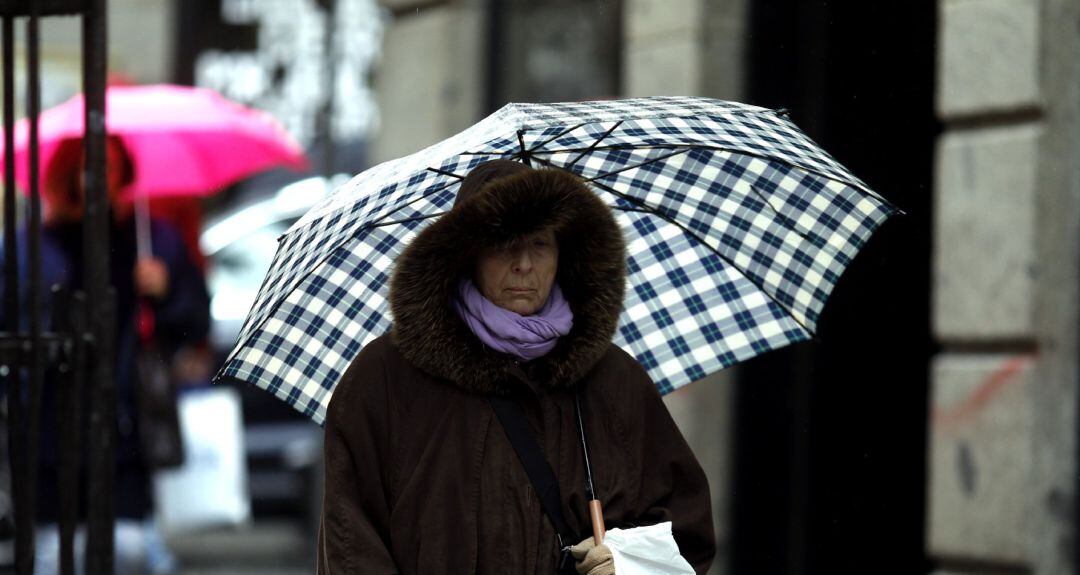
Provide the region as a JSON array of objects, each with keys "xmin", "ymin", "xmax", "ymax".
[{"xmin": 389, "ymin": 167, "xmax": 626, "ymax": 395}]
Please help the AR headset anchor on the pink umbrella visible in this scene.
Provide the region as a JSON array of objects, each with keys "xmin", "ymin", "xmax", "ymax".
[{"xmin": 1, "ymin": 83, "xmax": 309, "ymax": 198}]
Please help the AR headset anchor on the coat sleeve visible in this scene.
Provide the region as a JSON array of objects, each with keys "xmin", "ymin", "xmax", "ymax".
[
  {"xmin": 616, "ymin": 352, "xmax": 717, "ymax": 574},
  {"xmin": 318, "ymin": 339, "xmax": 401, "ymax": 575},
  {"xmin": 149, "ymin": 222, "xmax": 210, "ymax": 346}
]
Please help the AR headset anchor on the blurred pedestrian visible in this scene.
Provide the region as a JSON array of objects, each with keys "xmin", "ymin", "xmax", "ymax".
[
  {"xmin": 318, "ymin": 160, "xmax": 716, "ymax": 574},
  {"xmin": 2, "ymin": 136, "xmax": 210, "ymax": 574}
]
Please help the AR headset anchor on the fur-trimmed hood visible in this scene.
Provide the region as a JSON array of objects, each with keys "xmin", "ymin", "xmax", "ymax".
[{"xmin": 389, "ymin": 165, "xmax": 626, "ymax": 394}]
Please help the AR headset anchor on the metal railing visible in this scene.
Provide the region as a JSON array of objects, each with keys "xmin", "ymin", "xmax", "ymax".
[{"xmin": 0, "ymin": 0, "xmax": 114, "ymax": 573}]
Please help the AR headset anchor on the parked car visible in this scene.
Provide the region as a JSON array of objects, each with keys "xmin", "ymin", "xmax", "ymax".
[{"xmin": 201, "ymin": 174, "xmax": 349, "ymax": 523}]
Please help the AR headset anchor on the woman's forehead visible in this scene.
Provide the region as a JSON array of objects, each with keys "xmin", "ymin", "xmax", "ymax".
[{"xmin": 486, "ymin": 228, "xmax": 557, "ymax": 248}]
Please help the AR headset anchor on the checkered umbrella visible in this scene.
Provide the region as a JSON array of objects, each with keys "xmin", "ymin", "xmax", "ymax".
[{"xmin": 215, "ymin": 97, "xmax": 899, "ymax": 424}]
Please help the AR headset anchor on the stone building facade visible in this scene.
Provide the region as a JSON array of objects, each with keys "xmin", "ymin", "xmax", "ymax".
[{"xmin": 928, "ymin": 0, "xmax": 1080, "ymax": 573}]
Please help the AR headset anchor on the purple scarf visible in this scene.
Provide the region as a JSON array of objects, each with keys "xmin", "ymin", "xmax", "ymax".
[{"xmin": 453, "ymin": 278, "xmax": 574, "ymax": 362}]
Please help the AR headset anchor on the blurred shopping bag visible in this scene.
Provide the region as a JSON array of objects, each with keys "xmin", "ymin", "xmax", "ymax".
[
  {"xmin": 604, "ymin": 522, "xmax": 695, "ymax": 575},
  {"xmin": 153, "ymin": 386, "xmax": 251, "ymax": 533}
]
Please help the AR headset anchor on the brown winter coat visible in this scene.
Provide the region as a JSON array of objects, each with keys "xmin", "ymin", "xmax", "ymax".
[{"xmin": 317, "ymin": 166, "xmax": 716, "ymax": 574}]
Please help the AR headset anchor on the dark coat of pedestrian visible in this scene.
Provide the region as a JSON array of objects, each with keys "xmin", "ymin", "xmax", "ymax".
[
  {"xmin": 26, "ymin": 216, "xmax": 209, "ymax": 522},
  {"xmin": 1, "ymin": 136, "xmax": 211, "ymax": 523},
  {"xmin": 318, "ymin": 160, "xmax": 716, "ymax": 574}
]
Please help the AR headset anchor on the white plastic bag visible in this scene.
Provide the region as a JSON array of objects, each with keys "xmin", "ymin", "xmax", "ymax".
[
  {"xmin": 603, "ymin": 521, "xmax": 696, "ymax": 575},
  {"xmin": 153, "ymin": 387, "xmax": 251, "ymax": 533}
]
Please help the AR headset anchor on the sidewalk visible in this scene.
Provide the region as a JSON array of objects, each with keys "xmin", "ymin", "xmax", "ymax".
[{"xmin": 168, "ymin": 519, "xmax": 313, "ymax": 575}]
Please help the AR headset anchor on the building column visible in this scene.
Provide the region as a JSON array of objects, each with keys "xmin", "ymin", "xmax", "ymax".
[
  {"xmin": 372, "ymin": 0, "xmax": 486, "ymax": 165},
  {"xmin": 1029, "ymin": 0, "xmax": 1080, "ymax": 572},
  {"xmin": 928, "ymin": 0, "xmax": 1080, "ymax": 572}
]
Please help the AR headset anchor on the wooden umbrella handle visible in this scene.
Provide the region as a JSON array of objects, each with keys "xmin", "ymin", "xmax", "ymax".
[{"xmin": 589, "ymin": 499, "xmax": 605, "ymax": 544}]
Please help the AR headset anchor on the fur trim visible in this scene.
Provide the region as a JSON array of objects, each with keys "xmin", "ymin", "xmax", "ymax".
[{"xmin": 389, "ymin": 168, "xmax": 626, "ymax": 394}]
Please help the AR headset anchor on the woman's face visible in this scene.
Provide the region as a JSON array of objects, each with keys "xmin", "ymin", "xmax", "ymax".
[
  {"xmin": 475, "ymin": 229, "xmax": 559, "ymax": 316},
  {"xmin": 45, "ymin": 137, "xmax": 131, "ymax": 223}
]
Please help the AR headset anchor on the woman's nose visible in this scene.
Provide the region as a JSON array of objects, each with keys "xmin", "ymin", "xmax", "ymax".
[{"xmin": 511, "ymin": 250, "xmax": 532, "ymax": 273}]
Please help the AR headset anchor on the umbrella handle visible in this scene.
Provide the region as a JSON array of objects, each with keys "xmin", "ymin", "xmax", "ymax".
[
  {"xmin": 135, "ymin": 194, "xmax": 153, "ymax": 260},
  {"xmin": 589, "ymin": 499, "xmax": 605, "ymax": 544}
]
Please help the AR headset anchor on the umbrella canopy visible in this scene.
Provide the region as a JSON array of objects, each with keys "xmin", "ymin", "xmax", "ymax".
[
  {"xmin": 216, "ymin": 97, "xmax": 899, "ymax": 424},
  {"xmin": 1, "ymin": 84, "xmax": 308, "ymax": 198}
]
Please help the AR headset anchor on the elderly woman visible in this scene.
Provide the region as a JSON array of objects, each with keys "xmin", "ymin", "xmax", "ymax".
[{"xmin": 318, "ymin": 160, "xmax": 715, "ymax": 574}]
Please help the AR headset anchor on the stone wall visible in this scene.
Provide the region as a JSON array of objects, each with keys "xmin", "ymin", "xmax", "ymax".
[
  {"xmin": 928, "ymin": 0, "xmax": 1080, "ymax": 572},
  {"xmin": 371, "ymin": 0, "xmax": 485, "ymax": 164}
]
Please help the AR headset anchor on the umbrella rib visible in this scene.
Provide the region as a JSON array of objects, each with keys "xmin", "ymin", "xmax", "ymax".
[
  {"xmin": 456, "ymin": 143, "xmax": 688, "ymax": 158},
  {"xmin": 565, "ymin": 121, "xmax": 623, "ymax": 169},
  {"xmin": 370, "ymin": 211, "xmax": 446, "ymax": 229},
  {"xmin": 745, "ymin": 183, "xmax": 828, "ymax": 251},
  {"xmin": 526, "ymin": 122, "xmax": 590, "ymax": 154},
  {"xmin": 427, "ymin": 167, "xmax": 466, "ymax": 180},
  {"xmin": 516, "ymin": 131, "xmax": 532, "ymax": 166},
  {"xmin": 532, "ymin": 143, "xmax": 691, "ymax": 155},
  {"xmin": 365, "ymin": 178, "xmax": 462, "ymax": 229},
  {"xmin": 581, "ymin": 148, "xmax": 691, "ymax": 183},
  {"xmin": 529, "ymin": 154, "xmax": 814, "ymax": 336}
]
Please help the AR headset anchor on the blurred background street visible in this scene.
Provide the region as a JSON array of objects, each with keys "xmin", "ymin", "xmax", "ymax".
[{"xmin": 167, "ymin": 522, "xmax": 309, "ymax": 574}]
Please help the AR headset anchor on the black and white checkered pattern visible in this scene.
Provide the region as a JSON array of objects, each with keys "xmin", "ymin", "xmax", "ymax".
[{"xmin": 216, "ymin": 97, "xmax": 898, "ymax": 424}]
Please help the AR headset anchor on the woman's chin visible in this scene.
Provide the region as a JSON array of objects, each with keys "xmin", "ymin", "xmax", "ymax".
[{"xmin": 500, "ymin": 300, "xmax": 540, "ymax": 316}]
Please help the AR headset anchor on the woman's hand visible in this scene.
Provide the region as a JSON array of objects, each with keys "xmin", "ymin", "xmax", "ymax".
[
  {"xmin": 571, "ymin": 537, "xmax": 615, "ymax": 575},
  {"xmin": 135, "ymin": 257, "xmax": 170, "ymax": 299}
]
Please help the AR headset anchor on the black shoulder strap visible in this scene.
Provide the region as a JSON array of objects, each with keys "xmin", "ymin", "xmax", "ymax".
[{"xmin": 487, "ymin": 395, "xmax": 576, "ymax": 543}]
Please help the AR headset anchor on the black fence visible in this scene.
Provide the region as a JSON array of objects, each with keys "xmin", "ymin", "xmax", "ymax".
[{"xmin": 0, "ymin": 0, "xmax": 114, "ymax": 573}]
